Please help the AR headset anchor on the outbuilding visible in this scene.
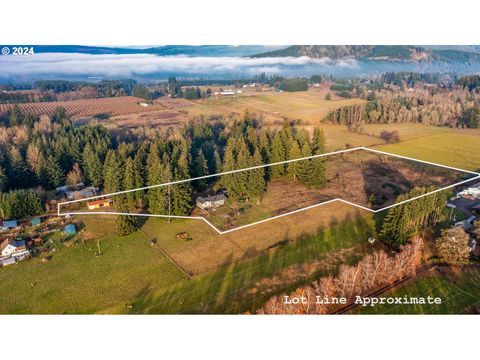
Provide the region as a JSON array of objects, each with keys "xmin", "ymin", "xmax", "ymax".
[
  {"xmin": 31, "ymin": 218, "xmax": 41, "ymax": 226},
  {"xmin": 87, "ymin": 198, "xmax": 113, "ymax": 210},
  {"xmin": 65, "ymin": 224, "xmax": 77, "ymax": 235},
  {"xmin": 0, "ymin": 220, "xmax": 18, "ymax": 231}
]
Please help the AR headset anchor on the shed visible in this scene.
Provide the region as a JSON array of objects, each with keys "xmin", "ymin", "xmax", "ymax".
[
  {"xmin": 87, "ymin": 198, "xmax": 113, "ymax": 210},
  {"xmin": 1, "ymin": 257, "xmax": 16, "ymax": 267},
  {"xmin": 2, "ymin": 220, "xmax": 18, "ymax": 228},
  {"xmin": 65, "ymin": 224, "xmax": 77, "ymax": 235},
  {"xmin": 31, "ymin": 218, "xmax": 41, "ymax": 226}
]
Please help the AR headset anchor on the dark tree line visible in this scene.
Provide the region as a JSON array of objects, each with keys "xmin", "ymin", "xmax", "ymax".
[
  {"xmin": 0, "ymin": 107, "xmax": 326, "ymax": 234},
  {"xmin": 380, "ymin": 187, "xmax": 447, "ymax": 248}
]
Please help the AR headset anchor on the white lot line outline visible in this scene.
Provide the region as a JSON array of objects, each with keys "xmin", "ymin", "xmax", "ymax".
[{"xmin": 58, "ymin": 147, "xmax": 480, "ymax": 235}]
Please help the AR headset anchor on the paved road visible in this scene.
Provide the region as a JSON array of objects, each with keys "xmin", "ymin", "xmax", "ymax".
[{"xmin": 449, "ymin": 197, "xmax": 480, "ymax": 217}]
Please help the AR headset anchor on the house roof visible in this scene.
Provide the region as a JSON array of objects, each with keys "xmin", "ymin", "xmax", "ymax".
[
  {"xmin": 14, "ymin": 239, "xmax": 26, "ymax": 248},
  {"xmin": 0, "ymin": 239, "xmax": 9, "ymax": 252},
  {"xmin": 196, "ymin": 194, "xmax": 227, "ymax": 203},
  {"xmin": 87, "ymin": 198, "xmax": 113, "ymax": 206}
]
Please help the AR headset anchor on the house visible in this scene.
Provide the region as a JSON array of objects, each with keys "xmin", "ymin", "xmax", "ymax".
[
  {"xmin": 65, "ymin": 224, "xmax": 76, "ymax": 235},
  {"xmin": 0, "ymin": 220, "xmax": 18, "ymax": 231},
  {"xmin": 1, "ymin": 239, "xmax": 26, "ymax": 257},
  {"xmin": 86, "ymin": 198, "xmax": 113, "ymax": 210},
  {"xmin": 196, "ymin": 194, "xmax": 227, "ymax": 210},
  {"xmin": 458, "ymin": 182, "xmax": 480, "ymax": 199},
  {"xmin": 67, "ymin": 186, "xmax": 97, "ymax": 200},
  {"xmin": 31, "ymin": 218, "xmax": 41, "ymax": 226},
  {"xmin": 55, "ymin": 182, "xmax": 86, "ymax": 198}
]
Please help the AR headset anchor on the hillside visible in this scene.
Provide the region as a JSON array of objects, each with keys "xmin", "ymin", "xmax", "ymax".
[{"xmin": 251, "ymin": 45, "xmax": 480, "ymax": 62}]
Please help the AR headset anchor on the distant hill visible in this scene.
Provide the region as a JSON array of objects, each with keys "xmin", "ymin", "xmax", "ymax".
[
  {"xmin": 31, "ymin": 45, "xmax": 287, "ymax": 57},
  {"xmin": 251, "ymin": 45, "xmax": 480, "ymax": 62}
]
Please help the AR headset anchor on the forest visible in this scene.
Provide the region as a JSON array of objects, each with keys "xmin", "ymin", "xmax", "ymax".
[
  {"xmin": 0, "ymin": 106, "xmax": 327, "ymax": 234},
  {"xmin": 327, "ymin": 86, "xmax": 480, "ymax": 129}
]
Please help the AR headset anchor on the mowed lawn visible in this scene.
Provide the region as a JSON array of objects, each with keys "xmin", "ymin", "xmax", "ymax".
[
  {"xmin": 356, "ymin": 267, "xmax": 480, "ymax": 314},
  {"xmin": 372, "ymin": 125, "xmax": 480, "ymax": 171},
  {"xmin": 105, "ymin": 214, "xmax": 378, "ymax": 314},
  {"xmin": 0, "ymin": 223, "xmax": 186, "ymax": 314}
]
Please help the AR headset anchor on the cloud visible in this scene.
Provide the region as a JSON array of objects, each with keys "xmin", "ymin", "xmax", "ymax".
[{"xmin": 0, "ymin": 53, "xmax": 359, "ymax": 78}]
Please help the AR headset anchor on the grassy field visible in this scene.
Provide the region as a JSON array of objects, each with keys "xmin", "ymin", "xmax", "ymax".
[
  {"xmin": 186, "ymin": 86, "xmax": 365, "ymax": 124},
  {"xmin": 104, "ymin": 214, "xmax": 378, "ymax": 314},
  {"xmin": 140, "ymin": 202, "xmax": 369, "ymax": 274},
  {"xmin": 356, "ymin": 267, "xmax": 480, "ymax": 314},
  {"xmin": 371, "ymin": 124, "xmax": 480, "ymax": 171},
  {"xmin": 0, "ymin": 218, "xmax": 186, "ymax": 314}
]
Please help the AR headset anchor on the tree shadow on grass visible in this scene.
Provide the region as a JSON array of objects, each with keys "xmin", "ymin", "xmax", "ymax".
[{"xmin": 127, "ymin": 212, "xmax": 376, "ymax": 314}]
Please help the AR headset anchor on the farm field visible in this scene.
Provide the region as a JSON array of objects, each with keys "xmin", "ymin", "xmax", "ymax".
[
  {"xmin": 139, "ymin": 202, "xmax": 371, "ymax": 275},
  {"xmin": 104, "ymin": 212, "xmax": 378, "ymax": 314},
  {"xmin": 0, "ymin": 96, "xmax": 165, "ymax": 118},
  {"xmin": 186, "ymin": 86, "xmax": 365, "ymax": 123},
  {"xmin": 376, "ymin": 128, "xmax": 480, "ymax": 171},
  {"xmin": 0, "ymin": 204, "xmax": 375, "ymax": 314},
  {"xmin": 356, "ymin": 267, "xmax": 480, "ymax": 314},
  {"xmin": 0, "ymin": 219, "xmax": 186, "ymax": 314}
]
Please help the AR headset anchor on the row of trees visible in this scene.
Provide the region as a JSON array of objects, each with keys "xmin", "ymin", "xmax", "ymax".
[
  {"xmin": 380, "ymin": 187, "xmax": 447, "ymax": 248},
  {"xmin": 256, "ymin": 237, "xmax": 423, "ymax": 314},
  {"xmin": 0, "ymin": 189, "xmax": 43, "ymax": 220},
  {"xmin": 326, "ymin": 87, "xmax": 480, "ymax": 129},
  {"xmin": 220, "ymin": 125, "xmax": 327, "ymax": 199}
]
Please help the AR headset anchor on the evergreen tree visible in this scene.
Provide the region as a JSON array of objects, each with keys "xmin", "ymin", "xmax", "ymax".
[
  {"xmin": 0, "ymin": 165, "xmax": 7, "ymax": 192},
  {"xmin": 8, "ymin": 148, "xmax": 34, "ymax": 189},
  {"xmin": 123, "ymin": 157, "xmax": 137, "ymax": 210},
  {"xmin": 235, "ymin": 139, "xmax": 252, "ymax": 197},
  {"xmin": 172, "ymin": 144, "xmax": 192, "ymax": 216},
  {"xmin": 287, "ymin": 140, "xmax": 302, "ymax": 181},
  {"xmin": 133, "ymin": 143, "xmax": 148, "ymax": 207},
  {"xmin": 103, "ymin": 150, "xmax": 122, "ymax": 194},
  {"xmin": 194, "ymin": 149, "xmax": 209, "ymax": 191},
  {"xmin": 309, "ymin": 128, "xmax": 327, "ymax": 187},
  {"xmin": 161, "ymin": 155, "xmax": 174, "ymax": 216},
  {"xmin": 311, "ymin": 127, "xmax": 326, "ymax": 154},
  {"xmin": 115, "ymin": 196, "xmax": 138, "ymax": 236},
  {"xmin": 82, "ymin": 144, "xmax": 103, "ymax": 187},
  {"xmin": 49, "ymin": 155, "xmax": 65, "ymax": 188},
  {"xmin": 298, "ymin": 142, "xmax": 313, "ymax": 183},
  {"xmin": 248, "ymin": 148, "xmax": 266, "ymax": 197},
  {"xmin": 222, "ymin": 137, "xmax": 240, "ymax": 198},
  {"xmin": 270, "ymin": 132, "xmax": 287, "ymax": 178},
  {"xmin": 147, "ymin": 144, "xmax": 165, "ymax": 214},
  {"xmin": 212, "ymin": 147, "xmax": 222, "ymax": 175}
]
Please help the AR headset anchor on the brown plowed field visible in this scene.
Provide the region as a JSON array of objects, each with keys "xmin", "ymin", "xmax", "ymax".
[{"xmin": 0, "ymin": 96, "xmax": 165, "ymax": 118}]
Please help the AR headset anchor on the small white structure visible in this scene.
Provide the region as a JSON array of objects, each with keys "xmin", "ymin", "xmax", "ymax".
[
  {"xmin": 196, "ymin": 194, "xmax": 227, "ymax": 210},
  {"xmin": 458, "ymin": 182, "xmax": 480, "ymax": 199},
  {"xmin": 139, "ymin": 102, "xmax": 150, "ymax": 107}
]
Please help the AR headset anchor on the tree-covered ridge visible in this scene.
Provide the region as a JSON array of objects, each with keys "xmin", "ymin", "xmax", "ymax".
[
  {"xmin": 251, "ymin": 45, "xmax": 480, "ymax": 62},
  {"xmin": 251, "ymin": 45, "xmax": 429, "ymax": 60}
]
